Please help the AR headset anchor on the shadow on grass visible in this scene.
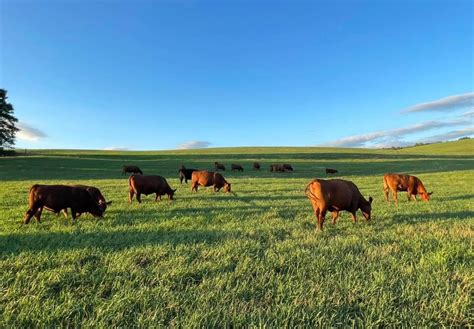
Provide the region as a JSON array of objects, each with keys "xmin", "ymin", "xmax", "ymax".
[
  {"xmin": 0, "ymin": 228, "xmax": 235, "ymax": 256},
  {"xmin": 389, "ymin": 211, "xmax": 474, "ymax": 225}
]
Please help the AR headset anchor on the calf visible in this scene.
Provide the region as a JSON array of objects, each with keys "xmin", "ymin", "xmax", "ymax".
[
  {"xmin": 24, "ymin": 185, "xmax": 104, "ymax": 224},
  {"xmin": 325, "ymin": 168, "xmax": 338, "ymax": 174},
  {"xmin": 129, "ymin": 175, "xmax": 176, "ymax": 203},
  {"xmin": 231, "ymin": 164, "xmax": 244, "ymax": 172},
  {"xmin": 383, "ymin": 173, "xmax": 432, "ymax": 203},
  {"xmin": 253, "ymin": 162, "xmax": 261, "ymax": 170},
  {"xmin": 214, "ymin": 162, "xmax": 225, "ymax": 171},
  {"xmin": 122, "ymin": 165, "xmax": 143, "ymax": 175},
  {"xmin": 178, "ymin": 165, "xmax": 198, "ymax": 184},
  {"xmin": 191, "ymin": 171, "xmax": 231, "ymax": 192},
  {"xmin": 305, "ymin": 179, "xmax": 373, "ymax": 231}
]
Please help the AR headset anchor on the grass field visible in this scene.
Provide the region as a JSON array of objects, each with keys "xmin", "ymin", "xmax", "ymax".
[{"xmin": 0, "ymin": 140, "xmax": 473, "ymax": 326}]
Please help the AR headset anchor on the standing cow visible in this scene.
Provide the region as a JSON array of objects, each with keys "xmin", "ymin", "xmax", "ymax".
[
  {"xmin": 46, "ymin": 185, "xmax": 112, "ymax": 218},
  {"xmin": 325, "ymin": 168, "xmax": 338, "ymax": 174},
  {"xmin": 178, "ymin": 165, "xmax": 198, "ymax": 184},
  {"xmin": 383, "ymin": 173, "xmax": 432, "ymax": 203},
  {"xmin": 305, "ymin": 179, "xmax": 373, "ymax": 231},
  {"xmin": 231, "ymin": 164, "xmax": 244, "ymax": 172},
  {"xmin": 191, "ymin": 171, "xmax": 231, "ymax": 193},
  {"xmin": 283, "ymin": 164, "xmax": 293, "ymax": 171},
  {"xmin": 122, "ymin": 165, "xmax": 143, "ymax": 175},
  {"xmin": 129, "ymin": 175, "xmax": 176, "ymax": 203},
  {"xmin": 214, "ymin": 162, "xmax": 226, "ymax": 171},
  {"xmin": 253, "ymin": 162, "xmax": 261, "ymax": 170},
  {"xmin": 24, "ymin": 185, "xmax": 104, "ymax": 224}
]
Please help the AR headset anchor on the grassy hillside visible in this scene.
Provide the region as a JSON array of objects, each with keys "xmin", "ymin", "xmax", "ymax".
[{"xmin": 1, "ymin": 140, "xmax": 472, "ymax": 326}]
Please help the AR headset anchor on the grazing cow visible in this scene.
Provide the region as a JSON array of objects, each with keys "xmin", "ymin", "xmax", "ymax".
[
  {"xmin": 214, "ymin": 162, "xmax": 225, "ymax": 171},
  {"xmin": 305, "ymin": 179, "xmax": 373, "ymax": 231},
  {"xmin": 122, "ymin": 165, "xmax": 143, "ymax": 175},
  {"xmin": 231, "ymin": 164, "xmax": 244, "ymax": 172},
  {"xmin": 270, "ymin": 164, "xmax": 287, "ymax": 172},
  {"xmin": 24, "ymin": 185, "xmax": 104, "ymax": 224},
  {"xmin": 178, "ymin": 165, "xmax": 198, "ymax": 184},
  {"xmin": 253, "ymin": 162, "xmax": 261, "ymax": 170},
  {"xmin": 383, "ymin": 173, "xmax": 432, "ymax": 203},
  {"xmin": 191, "ymin": 171, "xmax": 231, "ymax": 193},
  {"xmin": 325, "ymin": 168, "xmax": 338, "ymax": 174},
  {"xmin": 45, "ymin": 185, "xmax": 112, "ymax": 218},
  {"xmin": 129, "ymin": 175, "xmax": 176, "ymax": 203},
  {"xmin": 283, "ymin": 164, "xmax": 293, "ymax": 171}
]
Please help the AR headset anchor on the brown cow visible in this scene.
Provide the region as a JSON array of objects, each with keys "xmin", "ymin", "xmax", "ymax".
[
  {"xmin": 326, "ymin": 168, "xmax": 338, "ymax": 174},
  {"xmin": 46, "ymin": 185, "xmax": 112, "ymax": 218},
  {"xmin": 305, "ymin": 179, "xmax": 373, "ymax": 231},
  {"xmin": 24, "ymin": 185, "xmax": 104, "ymax": 224},
  {"xmin": 214, "ymin": 162, "xmax": 225, "ymax": 171},
  {"xmin": 253, "ymin": 162, "xmax": 261, "ymax": 170},
  {"xmin": 383, "ymin": 173, "xmax": 432, "ymax": 203},
  {"xmin": 231, "ymin": 164, "xmax": 244, "ymax": 172},
  {"xmin": 122, "ymin": 165, "xmax": 143, "ymax": 175},
  {"xmin": 129, "ymin": 175, "xmax": 176, "ymax": 203},
  {"xmin": 191, "ymin": 171, "xmax": 231, "ymax": 192}
]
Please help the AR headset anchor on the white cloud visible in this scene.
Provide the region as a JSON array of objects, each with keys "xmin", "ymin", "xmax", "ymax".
[
  {"xmin": 417, "ymin": 127, "xmax": 474, "ymax": 144},
  {"xmin": 16, "ymin": 122, "xmax": 47, "ymax": 142},
  {"xmin": 177, "ymin": 141, "xmax": 211, "ymax": 149},
  {"xmin": 323, "ymin": 118, "xmax": 470, "ymax": 148},
  {"xmin": 103, "ymin": 146, "xmax": 129, "ymax": 151},
  {"xmin": 403, "ymin": 92, "xmax": 474, "ymax": 113}
]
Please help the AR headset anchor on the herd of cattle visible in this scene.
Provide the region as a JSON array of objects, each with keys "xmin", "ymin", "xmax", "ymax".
[{"xmin": 23, "ymin": 163, "xmax": 432, "ymax": 230}]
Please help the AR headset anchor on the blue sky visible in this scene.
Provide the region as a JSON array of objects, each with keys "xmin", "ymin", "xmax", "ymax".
[{"xmin": 1, "ymin": 0, "xmax": 473, "ymax": 150}]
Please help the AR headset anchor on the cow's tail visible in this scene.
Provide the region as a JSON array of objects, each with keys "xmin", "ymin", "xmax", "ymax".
[
  {"xmin": 305, "ymin": 179, "xmax": 321, "ymax": 202},
  {"xmin": 128, "ymin": 175, "xmax": 135, "ymax": 190},
  {"xmin": 383, "ymin": 174, "xmax": 389, "ymax": 191}
]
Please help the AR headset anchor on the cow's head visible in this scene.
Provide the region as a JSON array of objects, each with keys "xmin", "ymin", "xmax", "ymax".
[
  {"xmin": 224, "ymin": 183, "xmax": 231, "ymax": 193},
  {"xmin": 98, "ymin": 200, "xmax": 112, "ymax": 212},
  {"xmin": 90, "ymin": 201, "xmax": 105, "ymax": 218},
  {"xmin": 360, "ymin": 196, "xmax": 373, "ymax": 220},
  {"xmin": 420, "ymin": 191, "xmax": 433, "ymax": 202},
  {"xmin": 168, "ymin": 188, "xmax": 177, "ymax": 200}
]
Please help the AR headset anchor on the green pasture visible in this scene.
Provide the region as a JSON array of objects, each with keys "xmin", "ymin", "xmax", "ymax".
[{"xmin": 0, "ymin": 139, "xmax": 472, "ymax": 326}]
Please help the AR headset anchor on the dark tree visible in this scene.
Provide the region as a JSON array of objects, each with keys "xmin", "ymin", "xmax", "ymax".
[{"xmin": 0, "ymin": 89, "xmax": 19, "ymax": 150}]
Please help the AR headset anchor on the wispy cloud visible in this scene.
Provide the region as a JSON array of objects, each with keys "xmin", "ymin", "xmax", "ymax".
[
  {"xmin": 417, "ymin": 127, "xmax": 474, "ymax": 144},
  {"xmin": 178, "ymin": 141, "xmax": 211, "ymax": 149},
  {"xmin": 403, "ymin": 92, "xmax": 474, "ymax": 113},
  {"xmin": 103, "ymin": 146, "xmax": 129, "ymax": 151},
  {"xmin": 16, "ymin": 122, "xmax": 47, "ymax": 142},
  {"xmin": 323, "ymin": 118, "xmax": 470, "ymax": 147}
]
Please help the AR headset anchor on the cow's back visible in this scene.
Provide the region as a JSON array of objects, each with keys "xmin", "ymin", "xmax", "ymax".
[
  {"xmin": 192, "ymin": 171, "xmax": 214, "ymax": 186},
  {"xmin": 130, "ymin": 175, "xmax": 167, "ymax": 194}
]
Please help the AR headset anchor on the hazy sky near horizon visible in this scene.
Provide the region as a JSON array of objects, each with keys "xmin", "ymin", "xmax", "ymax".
[{"xmin": 1, "ymin": 0, "xmax": 473, "ymax": 150}]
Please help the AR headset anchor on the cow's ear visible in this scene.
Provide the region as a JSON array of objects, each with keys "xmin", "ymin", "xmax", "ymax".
[
  {"xmin": 428, "ymin": 192, "xmax": 433, "ymax": 195},
  {"xmin": 369, "ymin": 196, "xmax": 373, "ymax": 204},
  {"xmin": 106, "ymin": 201, "xmax": 112, "ymax": 205}
]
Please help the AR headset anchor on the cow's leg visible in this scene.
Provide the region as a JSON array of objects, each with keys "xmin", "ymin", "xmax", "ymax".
[
  {"xmin": 70, "ymin": 209, "xmax": 77, "ymax": 223},
  {"xmin": 390, "ymin": 188, "xmax": 398, "ymax": 204},
  {"xmin": 332, "ymin": 211, "xmax": 339, "ymax": 224},
  {"xmin": 24, "ymin": 204, "xmax": 41, "ymax": 224},
  {"xmin": 317, "ymin": 209, "xmax": 327, "ymax": 231},
  {"xmin": 128, "ymin": 190, "xmax": 135, "ymax": 203},
  {"xmin": 180, "ymin": 177, "xmax": 183, "ymax": 184},
  {"xmin": 383, "ymin": 186, "xmax": 389, "ymax": 202},
  {"xmin": 33, "ymin": 207, "xmax": 43, "ymax": 223},
  {"xmin": 350, "ymin": 212, "xmax": 357, "ymax": 223},
  {"xmin": 62, "ymin": 209, "xmax": 68, "ymax": 218},
  {"xmin": 406, "ymin": 189, "xmax": 413, "ymax": 201},
  {"xmin": 155, "ymin": 193, "xmax": 161, "ymax": 201},
  {"xmin": 191, "ymin": 182, "xmax": 198, "ymax": 192},
  {"xmin": 136, "ymin": 193, "xmax": 142, "ymax": 203},
  {"xmin": 412, "ymin": 194, "xmax": 417, "ymax": 201}
]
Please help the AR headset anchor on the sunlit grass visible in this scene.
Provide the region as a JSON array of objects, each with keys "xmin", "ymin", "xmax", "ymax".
[{"xmin": 0, "ymin": 140, "xmax": 473, "ymax": 326}]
